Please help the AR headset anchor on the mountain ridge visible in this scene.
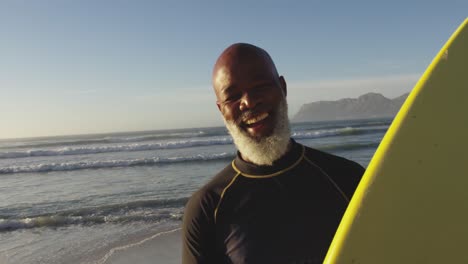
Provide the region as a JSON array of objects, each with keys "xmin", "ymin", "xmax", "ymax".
[{"xmin": 293, "ymin": 92, "xmax": 409, "ymax": 122}]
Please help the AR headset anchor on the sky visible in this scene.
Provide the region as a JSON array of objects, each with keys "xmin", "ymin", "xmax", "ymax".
[{"xmin": 1, "ymin": 1, "xmax": 467, "ymax": 139}]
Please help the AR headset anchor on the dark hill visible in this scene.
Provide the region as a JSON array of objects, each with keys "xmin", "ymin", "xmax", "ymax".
[{"xmin": 293, "ymin": 92, "xmax": 409, "ymax": 122}]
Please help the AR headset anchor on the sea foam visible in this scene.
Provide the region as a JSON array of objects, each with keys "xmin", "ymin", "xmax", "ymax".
[
  {"xmin": 0, "ymin": 153, "xmax": 234, "ymax": 174},
  {"xmin": 0, "ymin": 198, "xmax": 187, "ymax": 232}
]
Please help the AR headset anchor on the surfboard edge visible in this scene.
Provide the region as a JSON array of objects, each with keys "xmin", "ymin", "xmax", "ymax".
[{"xmin": 324, "ymin": 17, "xmax": 468, "ymax": 264}]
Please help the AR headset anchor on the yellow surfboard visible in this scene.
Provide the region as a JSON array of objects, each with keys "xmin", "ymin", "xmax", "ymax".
[{"xmin": 324, "ymin": 18, "xmax": 468, "ymax": 264}]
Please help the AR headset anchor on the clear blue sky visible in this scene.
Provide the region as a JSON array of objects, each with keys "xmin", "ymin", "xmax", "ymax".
[{"xmin": 1, "ymin": 1, "xmax": 466, "ymax": 139}]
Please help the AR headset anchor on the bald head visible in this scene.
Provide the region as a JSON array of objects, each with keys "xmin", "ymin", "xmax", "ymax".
[
  {"xmin": 213, "ymin": 43, "xmax": 279, "ymax": 79},
  {"xmin": 212, "ymin": 43, "xmax": 285, "ymax": 103}
]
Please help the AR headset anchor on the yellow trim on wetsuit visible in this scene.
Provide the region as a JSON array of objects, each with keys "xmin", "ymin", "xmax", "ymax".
[
  {"xmin": 215, "ymin": 145, "xmax": 348, "ymax": 223},
  {"xmin": 214, "ymin": 172, "xmax": 241, "ymax": 223},
  {"xmin": 303, "ymin": 156, "xmax": 349, "ymax": 203},
  {"xmin": 231, "ymin": 145, "xmax": 306, "ymax": 178}
]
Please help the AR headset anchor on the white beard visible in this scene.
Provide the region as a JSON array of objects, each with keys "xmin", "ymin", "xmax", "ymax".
[{"xmin": 224, "ymin": 98, "xmax": 291, "ymax": 166}]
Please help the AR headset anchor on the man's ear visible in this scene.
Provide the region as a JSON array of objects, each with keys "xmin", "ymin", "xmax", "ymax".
[
  {"xmin": 216, "ymin": 101, "xmax": 222, "ymax": 112},
  {"xmin": 279, "ymin": 76, "xmax": 287, "ymax": 97}
]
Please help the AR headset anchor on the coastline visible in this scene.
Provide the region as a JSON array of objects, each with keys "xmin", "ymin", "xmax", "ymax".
[{"xmin": 98, "ymin": 228, "xmax": 182, "ymax": 264}]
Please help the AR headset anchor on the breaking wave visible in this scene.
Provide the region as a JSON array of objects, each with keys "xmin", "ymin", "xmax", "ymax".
[
  {"xmin": 291, "ymin": 126, "xmax": 387, "ymax": 139},
  {"xmin": 0, "ymin": 137, "xmax": 233, "ymax": 159},
  {"xmin": 0, "ymin": 153, "xmax": 234, "ymax": 174},
  {"xmin": 0, "ymin": 130, "xmax": 227, "ymax": 149},
  {"xmin": 0, "ymin": 198, "xmax": 188, "ymax": 232}
]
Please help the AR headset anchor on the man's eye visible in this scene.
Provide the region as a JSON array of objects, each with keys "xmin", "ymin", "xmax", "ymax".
[
  {"xmin": 225, "ymin": 94, "xmax": 241, "ymax": 102},
  {"xmin": 257, "ymin": 85, "xmax": 273, "ymax": 92}
]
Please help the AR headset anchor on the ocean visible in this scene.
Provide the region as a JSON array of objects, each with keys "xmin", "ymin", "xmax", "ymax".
[{"xmin": 0, "ymin": 118, "xmax": 391, "ymax": 264}]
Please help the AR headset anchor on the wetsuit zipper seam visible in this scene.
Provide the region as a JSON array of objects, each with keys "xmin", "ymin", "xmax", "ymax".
[{"xmin": 214, "ymin": 172, "xmax": 241, "ymax": 223}]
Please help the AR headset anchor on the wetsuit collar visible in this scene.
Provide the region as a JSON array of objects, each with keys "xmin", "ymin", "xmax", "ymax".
[{"xmin": 232, "ymin": 139, "xmax": 304, "ymax": 177}]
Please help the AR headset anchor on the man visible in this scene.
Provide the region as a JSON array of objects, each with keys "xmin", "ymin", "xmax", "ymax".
[{"xmin": 182, "ymin": 43, "xmax": 364, "ymax": 263}]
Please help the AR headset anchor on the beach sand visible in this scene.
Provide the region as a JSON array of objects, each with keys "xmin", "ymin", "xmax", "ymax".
[{"xmin": 102, "ymin": 229, "xmax": 181, "ymax": 264}]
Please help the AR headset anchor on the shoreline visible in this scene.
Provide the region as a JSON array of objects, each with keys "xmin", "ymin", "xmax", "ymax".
[{"xmin": 97, "ymin": 228, "xmax": 182, "ymax": 264}]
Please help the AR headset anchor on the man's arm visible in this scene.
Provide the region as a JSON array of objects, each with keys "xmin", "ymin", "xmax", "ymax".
[{"xmin": 182, "ymin": 190, "xmax": 218, "ymax": 264}]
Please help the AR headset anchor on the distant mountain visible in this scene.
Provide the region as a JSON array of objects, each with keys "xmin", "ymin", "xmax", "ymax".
[{"xmin": 293, "ymin": 92, "xmax": 410, "ymax": 122}]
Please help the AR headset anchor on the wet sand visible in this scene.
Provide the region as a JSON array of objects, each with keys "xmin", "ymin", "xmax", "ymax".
[{"xmin": 102, "ymin": 228, "xmax": 181, "ymax": 264}]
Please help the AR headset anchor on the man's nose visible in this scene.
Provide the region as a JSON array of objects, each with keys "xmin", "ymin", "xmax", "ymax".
[{"xmin": 239, "ymin": 92, "xmax": 261, "ymax": 111}]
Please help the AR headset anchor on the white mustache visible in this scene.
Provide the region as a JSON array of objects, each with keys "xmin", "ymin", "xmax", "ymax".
[{"xmin": 238, "ymin": 110, "xmax": 265, "ymax": 123}]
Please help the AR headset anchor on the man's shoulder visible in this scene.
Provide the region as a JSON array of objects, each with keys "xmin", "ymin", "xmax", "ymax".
[
  {"xmin": 202, "ymin": 162, "xmax": 239, "ymax": 195},
  {"xmin": 300, "ymin": 143, "xmax": 365, "ymax": 184},
  {"xmin": 300, "ymin": 143, "xmax": 365, "ymax": 199},
  {"xmin": 302, "ymin": 144, "xmax": 364, "ymax": 172},
  {"xmin": 183, "ymin": 163, "xmax": 238, "ymax": 263},
  {"xmin": 186, "ymin": 162, "xmax": 238, "ymax": 212}
]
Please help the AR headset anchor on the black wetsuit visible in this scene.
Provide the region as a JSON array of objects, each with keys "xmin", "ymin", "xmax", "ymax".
[{"xmin": 182, "ymin": 139, "xmax": 364, "ymax": 264}]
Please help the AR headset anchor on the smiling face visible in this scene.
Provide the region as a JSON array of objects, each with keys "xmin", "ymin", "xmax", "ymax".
[
  {"xmin": 212, "ymin": 44, "xmax": 291, "ymax": 165},
  {"xmin": 213, "ymin": 44, "xmax": 287, "ymax": 140}
]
